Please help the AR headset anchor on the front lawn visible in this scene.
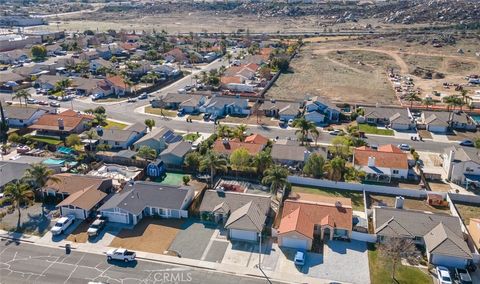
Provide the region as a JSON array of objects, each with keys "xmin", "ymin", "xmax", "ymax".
[
  {"xmin": 292, "ymin": 185, "xmax": 365, "ymax": 211},
  {"xmin": 26, "ymin": 135, "xmax": 62, "ymax": 145},
  {"xmin": 184, "ymin": 133, "xmax": 200, "ymax": 142},
  {"xmin": 368, "ymin": 244, "xmax": 432, "ymax": 284},
  {"xmin": 358, "ymin": 124, "xmax": 394, "ymax": 136},
  {"xmin": 145, "ymin": 106, "xmax": 177, "ymax": 117},
  {"xmin": 104, "ymin": 119, "xmax": 128, "ymax": 129}
]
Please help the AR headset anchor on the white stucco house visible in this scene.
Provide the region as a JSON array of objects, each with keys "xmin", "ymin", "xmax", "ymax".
[{"xmin": 443, "ymin": 146, "xmax": 480, "ymax": 188}]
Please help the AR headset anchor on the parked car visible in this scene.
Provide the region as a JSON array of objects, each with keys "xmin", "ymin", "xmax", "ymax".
[
  {"xmin": 294, "ymin": 251, "xmax": 305, "ymax": 266},
  {"xmin": 288, "ymin": 119, "xmax": 294, "ymax": 127},
  {"xmin": 90, "ymin": 93, "xmax": 104, "ymax": 101},
  {"xmin": 177, "ymin": 88, "xmax": 186, "ymax": 94},
  {"xmin": 50, "ymin": 215, "xmax": 75, "ymax": 235},
  {"xmin": 106, "ymin": 248, "xmax": 136, "ymax": 262},
  {"xmin": 398, "ymin": 144, "xmax": 411, "ymax": 151},
  {"xmin": 87, "ymin": 218, "xmax": 106, "ymax": 238},
  {"xmin": 436, "ymin": 266, "xmax": 453, "ymax": 284},
  {"xmin": 127, "ymin": 97, "xmax": 137, "ymax": 103},
  {"xmin": 459, "ymin": 140, "xmax": 474, "ymax": 147},
  {"xmin": 137, "ymin": 92, "xmax": 148, "ymax": 100},
  {"xmin": 329, "ymin": 129, "xmax": 342, "ymax": 135},
  {"xmin": 49, "ymin": 101, "xmax": 60, "ymax": 107},
  {"xmin": 203, "ymin": 113, "xmax": 211, "ymax": 121},
  {"xmin": 48, "ymin": 95, "xmax": 58, "ymax": 100},
  {"xmin": 455, "ymin": 268, "xmax": 472, "ymax": 284},
  {"xmin": 38, "ymin": 100, "xmax": 49, "ymax": 106},
  {"xmin": 26, "ymin": 98, "xmax": 38, "ymax": 104}
]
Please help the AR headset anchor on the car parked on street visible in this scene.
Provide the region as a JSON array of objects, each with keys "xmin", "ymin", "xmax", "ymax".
[
  {"xmin": 49, "ymin": 101, "xmax": 61, "ymax": 107},
  {"xmin": 38, "ymin": 100, "xmax": 49, "ymax": 106},
  {"xmin": 459, "ymin": 140, "xmax": 474, "ymax": 147},
  {"xmin": 436, "ymin": 266, "xmax": 453, "ymax": 284},
  {"xmin": 127, "ymin": 97, "xmax": 137, "ymax": 103},
  {"xmin": 398, "ymin": 144, "xmax": 411, "ymax": 151},
  {"xmin": 51, "ymin": 215, "xmax": 75, "ymax": 236},
  {"xmin": 26, "ymin": 98, "xmax": 38, "ymax": 104},
  {"xmin": 107, "ymin": 248, "xmax": 136, "ymax": 262},
  {"xmin": 137, "ymin": 92, "xmax": 148, "ymax": 100}
]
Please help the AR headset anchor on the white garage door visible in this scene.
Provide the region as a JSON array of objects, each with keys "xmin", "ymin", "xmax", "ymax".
[
  {"xmin": 60, "ymin": 207, "xmax": 85, "ymax": 220},
  {"xmin": 103, "ymin": 211, "xmax": 129, "ymax": 224},
  {"xmin": 282, "ymin": 237, "xmax": 308, "ymax": 250},
  {"xmin": 230, "ymin": 229, "xmax": 257, "ymax": 241},
  {"xmin": 432, "ymin": 254, "xmax": 468, "ymax": 268}
]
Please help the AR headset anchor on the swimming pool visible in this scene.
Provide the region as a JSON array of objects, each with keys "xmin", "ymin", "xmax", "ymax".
[
  {"xmin": 57, "ymin": 146, "xmax": 75, "ymax": 155},
  {"xmin": 42, "ymin": 158, "xmax": 65, "ymax": 166},
  {"xmin": 471, "ymin": 115, "xmax": 480, "ymax": 124}
]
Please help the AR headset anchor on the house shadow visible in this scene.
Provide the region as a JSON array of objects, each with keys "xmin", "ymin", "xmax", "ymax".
[
  {"xmin": 20, "ymin": 212, "xmax": 52, "ymax": 235},
  {"xmin": 328, "ymin": 240, "xmax": 367, "ymax": 254},
  {"xmin": 278, "ymin": 246, "xmax": 324, "ymax": 273},
  {"xmin": 230, "ymin": 240, "xmax": 257, "ymax": 253},
  {"xmin": 179, "ymin": 218, "xmax": 217, "ymax": 231}
]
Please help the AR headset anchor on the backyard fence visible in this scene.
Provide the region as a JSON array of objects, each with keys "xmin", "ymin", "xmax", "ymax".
[{"xmin": 351, "ymin": 232, "xmax": 377, "ymax": 243}]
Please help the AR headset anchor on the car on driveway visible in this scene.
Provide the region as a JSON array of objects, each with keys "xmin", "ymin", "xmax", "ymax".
[
  {"xmin": 87, "ymin": 218, "xmax": 106, "ymax": 238},
  {"xmin": 455, "ymin": 268, "xmax": 472, "ymax": 284},
  {"xmin": 294, "ymin": 251, "xmax": 306, "ymax": 267},
  {"xmin": 49, "ymin": 101, "xmax": 61, "ymax": 107},
  {"xmin": 398, "ymin": 144, "xmax": 411, "ymax": 151},
  {"xmin": 436, "ymin": 266, "xmax": 453, "ymax": 284},
  {"xmin": 51, "ymin": 215, "xmax": 75, "ymax": 235},
  {"xmin": 459, "ymin": 140, "xmax": 475, "ymax": 147},
  {"xmin": 107, "ymin": 248, "xmax": 136, "ymax": 262}
]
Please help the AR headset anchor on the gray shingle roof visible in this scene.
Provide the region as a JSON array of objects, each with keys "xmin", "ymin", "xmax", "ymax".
[
  {"xmin": 100, "ymin": 128, "xmax": 138, "ymax": 143},
  {"xmin": 160, "ymin": 141, "xmax": 191, "ymax": 157},
  {"xmin": 224, "ymin": 201, "xmax": 266, "ymax": 232},
  {"xmin": 423, "ymin": 223, "xmax": 472, "ymax": 259},
  {"xmin": 98, "ymin": 181, "xmax": 192, "ymax": 215},
  {"xmin": 134, "ymin": 127, "xmax": 180, "ymax": 145},
  {"xmin": 0, "ymin": 162, "xmax": 31, "ymax": 187},
  {"xmin": 271, "ymin": 144, "xmax": 309, "ymax": 162},
  {"xmin": 4, "ymin": 105, "xmax": 45, "ymax": 120}
]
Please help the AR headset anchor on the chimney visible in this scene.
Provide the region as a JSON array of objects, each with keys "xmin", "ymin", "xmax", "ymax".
[
  {"xmin": 58, "ymin": 118, "xmax": 64, "ymax": 130},
  {"xmin": 367, "ymin": 156, "xmax": 375, "ymax": 167},
  {"xmin": 395, "ymin": 196, "xmax": 405, "ymax": 209}
]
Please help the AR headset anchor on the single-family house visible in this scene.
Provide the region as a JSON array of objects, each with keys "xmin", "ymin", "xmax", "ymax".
[
  {"xmin": 212, "ymin": 138, "xmax": 265, "ymax": 156},
  {"xmin": 304, "ymin": 96, "xmax": 341, "ymax": 123},
  {"xmin": 42, "ymin": 173, "xmax": 113, "ymax": 199},
  {"xmin": 29, "ymin": 109, "xmax": 93, "ymax": 137},
  {"xmin": 152, "ymin": 93, "xmax": 205, "ymax": 113},
  {"xmin": 0, "ymin": 72, "xmax": 27, "ymax": 92},
  {"xmin": 89, "ymin": 58, "xmax": 114, "ymax": 73},
  {"xmin": 199, "ymin": 189, "xmax": 271, "ymax": 242},
  {"xmin": 133, "ymin": 126, "xmax": 182, "ymax": 153},
  {"xmin": 443, "ymin": 146, "xmax": 480, "ymax": 188},
  {"xmin": 0, "ymin": 161, "xmax": 35, "ymax": 189},
  {"xmin": 106, "ymin": 75, "xmax": 130, "ymax": 96},
  {"xmin": 3, "ymin": 105, "xmax": 47, "ymax": 128},
  {"xmin": 164, "ymin": 48, "xmax": 187, "ymax": 63},
  {"xmin": 259, "ymin": 100, "xmax": 299, "ymax": 119},
  {"xmin": 271, "ymin": 143, "xmax": 314, "ymax": 167},
  {"xmin": 98, "ymin": 182, "xmax": 194, "ymax": 225},
  {"xmin": 468, "ymin": 218, "xmax": 480, "ymax": 250},
  {"xmin": 278, "ymin": 194, "xmax": 353, "ymax": 250},
  {"xmin": 422, "ymin": 111, "xmax": 451, "ymax": 133},
  {"xmin": 57, "ymin": 185, "xmax": 108, "ymax": 220},
  {"xmin": 35, "ymin": 75, "xmax": 66, "ymax": 91},
  {"xmin": 374, "ymin": 207, "xmax": 472, "ymax": 268},
  {"xmin": 71, "ymin": 77, "xmax": 104, "ymax": 96},
  {"xmin": 200, "ymin": 95, "xmax": 250, "ymax": 117},
  {"xmin": 359, "ymin": 106, "xmax": 412, "ymax": 130},
  {"xmin": 0, "ymin": 49, "xmax": 30, "ymax": 64},
  {"xmin": 159, "ymin": 141, "xmax": 192, "ymax": 167},
  {"xmin": 353, "ymin": 144, "xmax": 410, "ymax": 182},
  {"xmin": 152, "ymin": 64, "xmax": 181, "ymax": 78},
  {"xmin": 98, "ymin": 123, "xmax": 147, "ymax": 150},
  {"xmin": 79, "ymin": 50, "xmax": 99, "ymax": 61}
]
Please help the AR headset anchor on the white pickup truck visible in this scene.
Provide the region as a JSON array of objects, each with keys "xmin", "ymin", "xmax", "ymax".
[{"xmin": 106, "ymin": 248, "xmax": 136, "ymax": 262}]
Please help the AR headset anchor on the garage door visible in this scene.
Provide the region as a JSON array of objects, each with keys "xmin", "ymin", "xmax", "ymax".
[
  {"xmin": 230, "ymin": 229, "xmax": 257, "ymax": 241},
  {"xmin": 431, "ymin": 254, "xmax": 468, "ymax": 268},
  {"xmin": 60, "ymin": 207, "xmax": 85, "ymax": 220},
  {"xmin": 103, "ymin": 211, "xmax": 129, "ymax": 224},
  {"xmin": 282, "ymin": 237, "xmax": 308, "ymax": 250}
]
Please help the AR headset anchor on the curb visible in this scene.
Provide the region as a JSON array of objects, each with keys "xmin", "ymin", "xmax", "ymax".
[{"xmin": 0, "ymin": 235, "xmax": 35, "ymax": 244}]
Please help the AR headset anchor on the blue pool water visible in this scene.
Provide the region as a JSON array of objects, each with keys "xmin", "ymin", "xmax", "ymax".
[
  {"xmin": 42, "ymin": 158, "xmax": 65, "ymax": 166},
  {"xmin": 57, "ymin": 146, "xmax": 75, "ymax": 155},
  {"xmin": 471, "ymin": 115, "xmax": 480, "ymax": 124}
]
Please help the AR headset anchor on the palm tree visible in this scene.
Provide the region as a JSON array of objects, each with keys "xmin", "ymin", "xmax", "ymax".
[
  {"xmin": 144, "ymin": 119, "xmax": 155, "ymax": 132},
  {"xmin": 136, "ymin": 145, "xmax": 157, "ymax": 161},
  {"xmin": 325, "ymin": 156, "xmax": 346, "ymax": 182},
  {"xmin": 55, "ymin": 78, "xmax": 72, "ymax": 93},
  {"xmin": 92, "ymin": 113, "xmax": 107, "ymax": 127},
  {"xmin": 234, "ymin": 124, "xmax": 248, "ymax": 141},
  {"xmin": 261, "ymin": 165, "xmax": 289, "ymax": 200},
  {"xmin": 292, "ymin": 117, "xmax": 318, "ymax": 145},
  {"xmin": 253, "ymin": 149, "xmax": 273, "ymax": 176},
  {"xmin": 460, "ymin": 89, "xmax": 470, "ymax": 106},
  {"xmin": 216, "ymin": 124, "xmax": 231, "ymax": 138},
  {"xmin": 423, "ymin": 97, "xmax": 435, "ymax": 110},
  {"xmin": 84, "ymin": 129, "xmax": 98, "ymax": 153},
  {"xmin": 4, "ymin": 181, "xmax": 33, "ymax": 229},
  {"xmin": 24, "ymin": 163, "xmax": 60, "ymax": 214},
  {"xmin": 226, "ymin": 52, "xmax": 233, "ymax": 64},
  {"xmin": 199, "ymin": 151, "xmax": 228, "ymax": 187},
  {"xmin": 12, "ymin": 89, "xmax": 31, "ymax": 107},
  {"xmin": 404, "ymin": 92, "xmax": 421, "ymax": 109}
]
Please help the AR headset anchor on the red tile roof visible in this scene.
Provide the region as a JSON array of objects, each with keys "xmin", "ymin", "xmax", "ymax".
[
  {"xmin": 221, "ymin": 76, "xmax": 243, "ymax": 85},
  {"xmin": 212, "ymin": 139, "xmax": 264, "ymax": 156},
  {"xmin": 277, "ymin": 207, "xmax": 314, "ymax": 239},
  {"xmin": 244, "ymin": 134, "xmax": 269, "ymax": 145},
  {"xmin": 354, "ymin": 144, "xmax": 408, "ymax": 169},
  {"xmin": 29, "ymin": 110, "xmax": 93, "ymax": 132},
  {"xmin": 107, "ymin": 75, "xmax": 127, "ymax": 89}
]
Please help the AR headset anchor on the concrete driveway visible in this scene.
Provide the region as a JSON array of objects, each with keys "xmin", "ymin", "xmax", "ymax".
[
  {"xmin": 276, "ymin": 240, "xmax": 370, "ymax": 284},
  {"xmin": 168, "ymin": 220, "xmax": 217, "ymax": 260}
]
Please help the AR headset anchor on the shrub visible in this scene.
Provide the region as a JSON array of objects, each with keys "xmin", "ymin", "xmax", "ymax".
[{"xmin": 182, "ymin": 175, "xmax": 190, "ymax": 185}]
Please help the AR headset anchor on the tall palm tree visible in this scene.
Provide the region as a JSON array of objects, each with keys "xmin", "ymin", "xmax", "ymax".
[
  {"xmin": 226, "ymin": 52, "xmax": 233, "ymax": 64},
  {"xmin": 24, "ymin": 163, "xmax": 60, "ymax": 212},
  {"xmin": 234, "ymin": 124, "xmax": 248, "ymax": 141},
  {"xmin": 199, "ymin": 151, "xmax": 228, "ymax": 187},
  {"xmin": 423, "ymin": 97, "xmax": 435, "ymax": 110},
  {"xmin": 55, "ymin": 78, "xmax": 72, "ymax": 93},
  {"xmin": 292, "ymin": 117, "xmax": 317, "ymax": 145},
  {"xmin": 144, "ymin": 119, "xmax": 155, "ymax": 131},
  {"xmin": 253, "ymin": 149, "xmax": 273, "ymax": 176},
  {"xmin": 261, "ymin": 165, "xmax": 289, "ymax": 200},
  {"xmin": 460, "ymin": 89, "xmax": 470, "ymax": 106},
  {"xmin": 404, "ymin": 92, "xmax": 421, "ymax": 109},
  {"xmin": 84, "ymin": 129, "xmax": 98, "ymax": 153},
  {"xmin": 4, "ymin": 181, "xmax": 33, "ymax": 229},
  {"xmin": 12, "ymin": 89, "xmax": 31, "ymax": 107},
  {"xmin": 216, "ymin": 124, "xmax": 231, "ymax": 139},
  {"xmin": 325, "ymin": 156, "xmax": 346, "ymax": 182}
]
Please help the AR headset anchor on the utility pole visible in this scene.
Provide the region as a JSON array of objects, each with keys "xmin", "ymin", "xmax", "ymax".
[{"xmin": 0, "ymin": 100, "xmax": 8, "ymax": 144}]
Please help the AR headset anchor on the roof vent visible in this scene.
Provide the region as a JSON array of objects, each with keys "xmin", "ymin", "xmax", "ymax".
[{"xmin": 335, "ymin": 201, "xmax": 342, "ymax": 207}]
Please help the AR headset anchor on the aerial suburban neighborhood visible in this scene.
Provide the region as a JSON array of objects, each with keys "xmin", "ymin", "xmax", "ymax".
[{"xmin": 0, "ymin": 1, "xmax": 480, "ymax": 284}]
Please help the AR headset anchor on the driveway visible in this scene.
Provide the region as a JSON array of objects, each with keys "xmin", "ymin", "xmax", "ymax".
[
  {"xmin": 168, "ymin": 220, "xmax": 217, "ymax": 260},
  {"xmin": 276, "ymin": 240, "xmax": 370, "ymax": 284}
]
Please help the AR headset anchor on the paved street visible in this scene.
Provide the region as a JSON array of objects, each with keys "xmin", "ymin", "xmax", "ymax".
[{"xmin": 0, "ymin": 239, "xmax": 278, "ymax": 284}]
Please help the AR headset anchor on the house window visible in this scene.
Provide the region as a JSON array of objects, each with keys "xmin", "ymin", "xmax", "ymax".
[{"xmin": 393, "ymin": 170, "xmax": 399, "ymax": 174}]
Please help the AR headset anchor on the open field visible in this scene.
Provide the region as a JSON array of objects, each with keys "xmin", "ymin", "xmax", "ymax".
[
  {"xmin": 266, "ymin": 43, "xmax": 399, "ymax": 105},
  {"xmin": 291, "ymin": 185, "xmax": 364, "ymax": 211},
  {"xmin": 368, "ymin": 194, "xmax": 450, "ymax": 214},
  {"xmin": 109, "ymin": 218, "xmax": 183, "ymax": 254}
]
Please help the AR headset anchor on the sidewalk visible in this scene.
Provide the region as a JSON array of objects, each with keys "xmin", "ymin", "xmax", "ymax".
[{"xmin": 0, "ymin": 229, "xmax": 333, "ymax": 284}]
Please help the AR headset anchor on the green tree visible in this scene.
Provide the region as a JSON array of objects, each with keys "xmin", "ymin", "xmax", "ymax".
[
  {"xmin": 216, "ymin": 124, "xmax": 231, "ymax": 138},
  {"xmin": 4, "ymin": 181, "xmax": 33, "ymax": 229},
  {"xmin": 233, "ymin": 124, "xmax": 248, "ymax": 142},
  {"xmin": 325, "ymin": 156, "xmax": 346, "ymax": 182},
  {"xmin": 229, "ymin": 148, "xmax": 251, "ymax": 175},
  {"xmin": 182, "ymin": 175, "xmax": 190, "ymax": 185},
  {"xmin": 84, "ymin": 129, "xmax": 98, "ymax": 153},
  {"xmin": 31, "ymin": 45, "xmax": 47, "ymax": 60},
  {"xmin": 24, "ymin": 163, "xmax": 60, "ymax": 215},
  {"xmin": 65, "ymin": 134, "xmax": 81, "ymax": 147},
  {"xmin": 91, "ymin": 113, "xmax": 107, "ymax": 127},
  {"xmin": 96, "ymin": 144, "xmax": 111, "ymax": 151},
  {"xmin": 329, "ymin": 136, "xmax": 352, "ymax": 159},
  {"xmin": 12, "ymin": 89, "xmax": 31, "ymax": 107},
  {"xmin": 270, "ymin": 57, "xmax": 289, "ymax": 72},
  {"xmin": 199, "ymin": 151, "xmax": 228, "ymax": 187},
  {"xmin": 343, "ymin": 166, "xmax": 365, "ymax": 182},
  {"xmin": 475, "ymin": 138, "xmax": 480, "ymax": 149},
  {"xmin": 404, "ymin": 92, "xmax": 421, "ymax": 108},
  {"xmin": 292, "ymin": 117, "xmax": 318, "ymax": 145},
  {"xmin": 184, "ymin": 151, "xmax": 201, "ymax": 171},
  {"xmin": 136, "ymin": 146, "xmax": 157, "ymax": 161},
  {"xmin": 144, "ymin": 119, "xmax": 155, "ymax": 131},
  {"xmin": 422, "ymin": 97, "xmax": 435, "ymax": 110},
  {"xmin": 8, "ymin": 132, "xmax": 21, "ymax": 144},
  {"xmin": 303, "ymin": 153, "xmax": 325, "ymax": 178},
  {"xmin": 253, "ymin": 149, "xmax": 273, "ymax": 176},
  {"xmin": 262, "ymin": 165, "xmax": 290, "ymax": 200},
  {"xmin": 55, "ymin": 78, "xmax": 72, "ymax": 93}
]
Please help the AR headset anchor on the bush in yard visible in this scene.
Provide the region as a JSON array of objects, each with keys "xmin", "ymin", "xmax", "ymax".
[{"xmin": 183, "ymin": 175, "xmax": 190, "ymax": 185}]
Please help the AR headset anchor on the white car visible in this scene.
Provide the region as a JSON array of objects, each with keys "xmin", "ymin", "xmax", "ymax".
[
  {"xmin": 436, "ymin": 266, "xmax": 453, "ymax": 284},
  {"xmin": 106, "ymin": 248, "xmax": 136, "ymax": 262},
  {"xmin": 398, "ymin": 144, "xmax": 411, "ymax": 151},
  {"xmin": 51, "ymin": 215, "xmax": 75, "ymax": 235},
  {"xmin": 288, "ymin": 119, "xmax": 294, "ymax": 127}
]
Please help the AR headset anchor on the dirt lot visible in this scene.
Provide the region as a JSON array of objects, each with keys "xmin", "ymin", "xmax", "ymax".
[
  {"xmin": 455, "ymin": 203, "xmax": 480, "ymax": 225},
  {"xmin": 266, "ymin": 43, "xmax": 399, "ymax": 105},
  {"xmin": 66, "ymin": 220, "xmax": 91, "ymax": 243},
  {"xmin": 109, "ymin": 218, "xmax": 183, "ymax": 254},
  {"xmin": 368, "ymin": 194, "xmax": 450, "ymax": 214}
]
